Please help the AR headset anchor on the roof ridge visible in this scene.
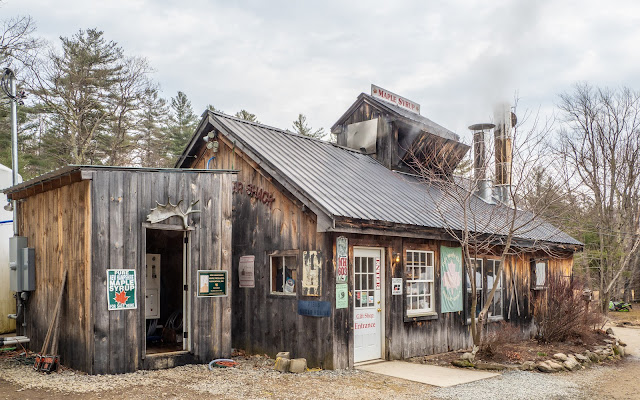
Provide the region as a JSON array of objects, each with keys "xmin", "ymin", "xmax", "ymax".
[{"xmin": 207, "ymin": 109, "xmax": 366, "ymax": 155}]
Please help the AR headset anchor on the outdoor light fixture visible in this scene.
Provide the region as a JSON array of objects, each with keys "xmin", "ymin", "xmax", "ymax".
[
  {"xmin": 3, "ymin": 202, "xmax": 12, "ymax": 212},
  {"xmin": 393, "ymin": 252, "xmax": 401, "ymax": 263}
]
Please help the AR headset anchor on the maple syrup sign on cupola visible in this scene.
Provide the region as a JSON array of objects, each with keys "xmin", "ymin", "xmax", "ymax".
[
  {"xmin": 371, "ymin": 84, "xmax": 421, "ymax": 115},
  {"xmin": 146, "ymin": 198, "xmax": 201, "ymax": 229}
]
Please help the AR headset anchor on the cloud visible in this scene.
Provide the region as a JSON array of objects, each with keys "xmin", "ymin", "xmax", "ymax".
[{"xmin": 4, "ymin": 0, "xmax": 640, "ymax": 140}]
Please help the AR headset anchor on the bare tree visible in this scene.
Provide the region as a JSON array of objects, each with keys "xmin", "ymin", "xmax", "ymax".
[
  {"xmin": 0, "ymin": 13, "xmax": 41, "ymax": 67},
  {"xmin": 409, "ymin": 102, "xmax": 574, "ymax": 348},
  {"xmin": 557, "ymin": 83, "xmax": 640, "ymax": 311}
]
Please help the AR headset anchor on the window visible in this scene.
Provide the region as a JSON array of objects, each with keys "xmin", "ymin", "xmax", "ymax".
[
  {"xmin": 466, "ymin": 258, "xmax": 483, "ymax": 318},
  {"xmin": 466, "ymin": 258, "xmax": 503, "ymax": 320},
  {"xmin": 532, "ymin": 259, "xmax": 547, "ymax": 289},
  {"xmin": 354, "ymin": 256, "xmax": 375, "ymax": 308},
  {"xmin": 405, "ymin": 250, "xmax": 434, "ymax": 316},
  {"xmin": 486, "ymin": 260, "xmax": 502, "ymax": 319},
  {"xmin": 270, "ymin": 253, "xmax": 298, "ymax": 295}
]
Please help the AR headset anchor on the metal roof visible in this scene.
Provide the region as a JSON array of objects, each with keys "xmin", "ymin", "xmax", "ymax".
[
  {"xmin": 2, "ymin": 165, "xmax": 237, "ymax": 196},
  {"xmin": 196, "ymin": 111, "xmax": 580, "ymax": 247},
  {"xmin": 332, "ymin": 93, "xmax": 461, "ymax": 142}
]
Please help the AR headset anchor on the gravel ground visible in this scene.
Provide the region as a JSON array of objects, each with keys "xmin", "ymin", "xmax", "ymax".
[{"xmin": 1, "ymin": 348, "xmax": 639, "ymax": 399}]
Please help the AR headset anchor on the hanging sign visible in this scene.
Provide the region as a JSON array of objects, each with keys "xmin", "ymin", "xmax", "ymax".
[
  {"xmin": 238, "ymin": 256, "xmax": 255, "ymax": 288},
  {"xmin": 441, "ymin": 246, "xmax": 463, "ymax": 313},
  {"xmin": 375, "ymin": 258, "xmax": 381, "ymax": 289},
  {"xmin": 336, "ymin": 283, "xmax": 348, "ymax": 309},
  {"xmin": 298, "ymin": 300, "xmax": 331, "ymax": 317},
  {"xmin": 107, "ymin": 269, "xmax": 137, "ymax": 310},
  {"xmin": 197, "ymin": 270, "xmax": 228, "ymax": 297},
  {"xmin": 392, "ymin": 278, "xmax": 403, "ymax": 295},
  {"xmin": 336, "ymin": 236, "xmax": 348, "ymax": 283}
]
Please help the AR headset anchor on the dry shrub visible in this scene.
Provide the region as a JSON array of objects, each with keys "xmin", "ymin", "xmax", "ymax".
[
  {"xmin": 479, "ymin": 321, "xmax": 524, "ymax": 357},
  {"xmin": 534, "ymin": 275, "xmax": 603, "ymax": 343}
]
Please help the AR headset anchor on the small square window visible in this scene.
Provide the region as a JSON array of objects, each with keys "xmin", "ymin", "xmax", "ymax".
[
  {"xmin": 532, "ymin": 259, "xmax": 548, "ymax": 289},
  {"xmin": 271, "ymin": 254, "xmax": 297, "ymax": 295}
]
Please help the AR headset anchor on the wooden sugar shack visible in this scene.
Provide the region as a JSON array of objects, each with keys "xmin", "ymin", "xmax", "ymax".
[
  {"xmin": 175, "ymin": 86, "xmax": 581, "ymax": 369},
  {"xmin": 3, "ymin": 166, "xmax": 236, "ymax": 374}
]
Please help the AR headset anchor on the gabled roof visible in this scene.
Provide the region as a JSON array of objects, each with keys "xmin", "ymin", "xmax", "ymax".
[
  {"xmin": 331, "ymin": 93, "xmax": 460, "ymax": 142},
  {"xmin": 177, "ymin": 111, "xmax": 581, "ymax": 248}
]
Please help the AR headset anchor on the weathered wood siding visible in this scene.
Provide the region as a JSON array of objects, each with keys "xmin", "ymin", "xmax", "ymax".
[
  {"xmin": 329, "ymin": 232, "xmax": 575, "ymax": 368},
  {"xmin": 90, "ymin": 169, "xmax": 234, "ymax": 374},
  {"xmin": 17, "ymin": 179, "xmax": 92, "ymax": 372},
  {"xmin": 191, "ymin": 139, "xmax": 335, "ymax": 368}
]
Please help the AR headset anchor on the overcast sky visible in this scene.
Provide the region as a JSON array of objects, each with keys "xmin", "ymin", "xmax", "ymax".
[{"xmin": 4, "ymin": 0, "xmax": 640, "ymax": 141}]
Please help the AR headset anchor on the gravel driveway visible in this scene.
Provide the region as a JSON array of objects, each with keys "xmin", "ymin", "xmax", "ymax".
[{"xmin": 2, "ymin": 327, "xmax": 639, "ymax": 400}]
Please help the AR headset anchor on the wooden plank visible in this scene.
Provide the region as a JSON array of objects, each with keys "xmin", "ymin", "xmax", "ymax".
[
  {"xmin": 108, "ymin": 171, "xmax": 125, "ymax": 374},
  {"xmin": 91, "ymin": 171, "xmax": 111, "ymax": 374},
  {"xmin": 124, "ymin": 171, "xmax": 139, "ymax": 372}
]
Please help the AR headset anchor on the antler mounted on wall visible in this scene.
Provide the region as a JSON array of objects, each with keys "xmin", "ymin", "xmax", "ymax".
[{"xmin": 146, "ymin": 198, "xmax": 201, "ymax": 229}]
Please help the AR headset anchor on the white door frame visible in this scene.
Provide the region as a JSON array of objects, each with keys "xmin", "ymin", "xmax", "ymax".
[{"xmin": 353, "ymin": 246, "xmax": 385, "ymax": 363}]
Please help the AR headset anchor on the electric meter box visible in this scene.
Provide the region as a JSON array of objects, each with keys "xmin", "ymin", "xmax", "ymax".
[{"xmin": 9, "ymin": 236, "xmax": 35, "ymax": 292}]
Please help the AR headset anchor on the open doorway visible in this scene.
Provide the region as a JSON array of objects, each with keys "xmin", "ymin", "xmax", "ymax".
[{"xmin": 145, "ymin": 228, "xmax": 187, "ymax": 355}]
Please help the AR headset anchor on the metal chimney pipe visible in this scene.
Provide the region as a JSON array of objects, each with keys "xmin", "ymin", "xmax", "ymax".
[
  {"xmin": 3, "ymin": 68, "xmax": 19, "ymax": 235},
  {"xmin": 493, "ymin": 103, "xmax": 514, "ymax": 204},
  {"xmin": 468, "ymin": 123, "xmax": 495, "ymax": 202}
]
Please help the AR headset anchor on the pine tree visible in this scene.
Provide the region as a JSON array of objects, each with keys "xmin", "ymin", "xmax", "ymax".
[
  {"xmin": 138, "ymin": 86, "xmax": 169, "ymax": 167},
  {"xmin": 235, "ymin": 109, "xmax": 259, "ymax": 123},
  {"xmin": 166, "ymin": 91, "xmax": 197, "ymax": 161},
  {"xmin": 291, "ymin": 113, "xmax": 326, "ymax": 140}
]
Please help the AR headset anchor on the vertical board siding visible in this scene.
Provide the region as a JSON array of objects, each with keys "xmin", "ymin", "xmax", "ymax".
[
  {"xmin": 89, "ymin": 170, "xmax": 233, "ymax": 374},
  {"xmin": 17, "ymin": 180, "xmax": 92, "ymax": 372},
  {"xmin": 193, "ymin": 139, "xmax": 335, "ymax": 368}
]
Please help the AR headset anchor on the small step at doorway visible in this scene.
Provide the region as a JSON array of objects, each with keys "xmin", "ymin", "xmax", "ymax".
[{"xmin": 356, "ymin": 361, "xmax": 499, "ymax": 387}]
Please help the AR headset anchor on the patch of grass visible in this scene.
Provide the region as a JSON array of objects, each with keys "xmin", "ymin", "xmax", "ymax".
[
  {"xmin": 537, "ymin": 352, "xmax": 547, "ymax": 357},
  {"xmin": 607, "ymin": 307, "xmax": 640, "ymax": 325}
]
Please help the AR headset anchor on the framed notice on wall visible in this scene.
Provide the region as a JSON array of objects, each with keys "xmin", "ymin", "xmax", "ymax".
[
  {"xmin": 197, "ymin": 270, "xmax": 228, "ymax": 297},
  {"xmin": 107, "ymin": 269, "xmax": 137, "ymax": 310},
  {"xmin": 302, "ymin": 251, "xmax": 322, "ymax": 296},
  {"xmin": 238, "ymin": 256, "xmax": 255, "ymax": 288},
  {"xmin": 336, "ymin": 236, "xmax": 348, "ymax": 283}
]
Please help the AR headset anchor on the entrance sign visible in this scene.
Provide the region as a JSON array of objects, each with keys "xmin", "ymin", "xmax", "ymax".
[
  {"xmin": 354, "ymin": 310, "xmax": 377, "ymax": 335},
  {"xmin": 336, "ymin": 283, "xmax": 348, "ymax": 309},
  {"xmin": 238, "ymin": 256, "xmax": 255, "ymax": 288},
  {"xmin": 107, "ymin": 269, "xmax": 137, "ymax": 310},
  {"xmin": 197, "ymin": 270, "xmax": 228, "ymax": 297},
  {"xmin": 440, "ymin": 246, "xmax": 463, "ymax": 312},
  {"xmin": 298, "ymin": 300, "xmax": 331, "ymax": 317},
  {"xmin": 371, "ymin": 84, "xmax": 421, "ymax": 115},
  {"xmin": 336, "ymin": 237, "xmax": 348, "ymax": 283}
]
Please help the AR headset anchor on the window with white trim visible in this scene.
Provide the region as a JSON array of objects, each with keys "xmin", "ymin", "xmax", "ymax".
[
  {"xmin": 466, "ymin": 258, "xmax": 483, "ymax": 318},
  {"xmin": 486, "ymin": 259, "xmax": 503, "ymax": 319},
  {"xmin": 405, "ymin": 250, "xmax": 434, "ymax": 316},
  {"xmin": 270, "ymin": 253, "xmax": 297, "ymax": 295},
  {"xmin": 532, "ymin": 259, "xmax": 547, "ymax": 289},
  {"xmin": 466, "ymin": 258, "xmax": 503, "ymax": 320}
]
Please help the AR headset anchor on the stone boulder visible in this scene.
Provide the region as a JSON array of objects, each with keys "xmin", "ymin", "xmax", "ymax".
[
  {"xmin": 574, "ymin": 354, "xmax": 589, "ymax": 363},
  {"xmin": 563, "ymin": 357, "xmax": 580, "ymax": 371},
  {"xmin": 537, "ymin": 360, "xmax": 564, "ymax": 373},
  {"xmin": 553, "ymin": 353, "xmax": 568, "ymax": 362},
  {"xmin": 452, "ymin": 359, "xmax": 474, "ymax": 368}
]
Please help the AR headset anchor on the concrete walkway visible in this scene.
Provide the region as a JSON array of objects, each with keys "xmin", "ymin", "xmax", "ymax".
[
  {"xmin": 356, "ymin": 360, "xmax": 499, "ymax": 387},
  {"xmin": 610, "ymin": 325, "xmax": 640, "ymax": 357}
]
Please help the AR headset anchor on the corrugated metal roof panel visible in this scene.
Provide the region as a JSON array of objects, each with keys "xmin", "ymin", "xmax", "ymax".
[{"xmin": 209, "ymin": 112, "xmax": 581, "ymax": 246}]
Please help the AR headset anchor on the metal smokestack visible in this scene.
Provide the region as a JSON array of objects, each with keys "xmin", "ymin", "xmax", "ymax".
[
  {"xmin": 493, "ymin": 103, "xmax": 515, "ymax": 204},
  {"xmin": 468, "ymin": 123, "xmax": 495, "ymax": 202}
]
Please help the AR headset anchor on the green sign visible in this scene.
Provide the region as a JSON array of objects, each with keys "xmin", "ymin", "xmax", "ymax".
[
  {"xmin": 440, "ymin": 246, "xmax": 463, "ymax": 313},
  {"xmin": 197, "ymin": 270, "xmax": 228, "ymax": 297},
  {"xmin": 107, "ymin": 269, "xmax": 137, "ymax": 310},
  {"xmin": 336, "ymin": 283, "xmax": 348, "ymax": 309}
]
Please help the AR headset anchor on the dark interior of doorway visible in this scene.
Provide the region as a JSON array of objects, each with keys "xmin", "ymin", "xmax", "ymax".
[{"xmin": 146, "ymin": 228, "xmax": 184, "ymax": 355}]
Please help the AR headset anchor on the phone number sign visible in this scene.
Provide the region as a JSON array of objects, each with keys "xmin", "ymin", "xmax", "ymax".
[{"xmin": 336, "ymin": 237, "xmax": 348, "ymax": 283}]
